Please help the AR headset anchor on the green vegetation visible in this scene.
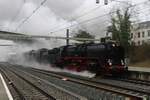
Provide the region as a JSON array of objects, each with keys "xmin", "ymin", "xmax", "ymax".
[
  {"xmin": 130, "ymin": 43, "xmax": 150, "ymax": 65},
  {"xmin": 129, "ymin": 60, "xmax": 150, "ymax": 68},
  {"xmin": 108, "ymin": 8, "xmax": 132, "ymax": 56},
  {"xmin": 73, "ymin": 30, "xmax": 95, "ymax": 42}
]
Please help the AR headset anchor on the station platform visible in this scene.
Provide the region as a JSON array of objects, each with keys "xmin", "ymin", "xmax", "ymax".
[
  {"xmin": 0, "ymin": 73, "xmax": 13, "ymax": 100},
  {"xmin": 129, "ymin": 66, "xmax": 150, "ymax": 73}
]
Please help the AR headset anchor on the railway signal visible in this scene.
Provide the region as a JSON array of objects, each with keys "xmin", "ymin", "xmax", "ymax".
[
  {"xmin": 96, "ymin": 0, "xmax": 99, "ymax": 4},
  {"xmin": 104, "ymin": 0, "xmax": 108, "ymax": 5},
  {"xmin": 96, "ymin": 0, "xmax": 108, "ymax": 5}
]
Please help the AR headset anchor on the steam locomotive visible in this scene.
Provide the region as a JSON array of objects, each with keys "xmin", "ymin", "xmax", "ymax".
[{"xmin": 24, "ymin": 42, "xmax": 128, "ymax": 75}]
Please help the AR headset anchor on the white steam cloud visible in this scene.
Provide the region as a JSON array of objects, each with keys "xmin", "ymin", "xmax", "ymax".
[{"xmin": 6, "ymin": 43, "xmax": 96, "ymax": 78}]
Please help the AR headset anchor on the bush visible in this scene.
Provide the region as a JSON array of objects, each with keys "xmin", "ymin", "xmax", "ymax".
[{"xmin": 129, "ymin": 43, "xmax": 150, "ymax": 63}]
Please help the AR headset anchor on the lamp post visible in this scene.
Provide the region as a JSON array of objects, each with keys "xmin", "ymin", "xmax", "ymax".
[{"xmin": 104, "ymin": 0, "xmax": 108, "ymax": 5}]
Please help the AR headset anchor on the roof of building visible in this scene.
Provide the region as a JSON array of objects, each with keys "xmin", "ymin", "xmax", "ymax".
[{"xmin": 137, "ymin": 21, "xmax": 150, "ymax": 29}]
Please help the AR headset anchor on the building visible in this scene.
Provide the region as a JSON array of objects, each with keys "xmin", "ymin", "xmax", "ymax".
[{"xmin": 131, "ymin": 21, "xmax": 150, "ymax": 45}]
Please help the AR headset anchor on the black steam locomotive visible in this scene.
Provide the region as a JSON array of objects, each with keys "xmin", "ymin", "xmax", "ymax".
[{"xmin": 24, "ymin": 42, "xmax": 128, "ymax": 75}]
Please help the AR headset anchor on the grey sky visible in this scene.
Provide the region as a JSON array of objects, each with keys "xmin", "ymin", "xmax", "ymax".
[{"xmin": 0, "ymin": 0, "xmax": 149, "ymax": 37}]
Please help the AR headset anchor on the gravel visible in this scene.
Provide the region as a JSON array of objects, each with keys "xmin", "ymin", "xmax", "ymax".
[{"xmin": 19, "ymin": 66, "xmax": 126, "ymax": 100}]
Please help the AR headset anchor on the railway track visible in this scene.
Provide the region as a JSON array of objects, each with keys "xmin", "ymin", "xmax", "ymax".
[
  {"xmin": 0, "ymin": 66, "xmax": 25, "ymax": 100},
  {"xmin": 0, "ymin": 66, "xmax": 55, "ymax": 100},
  {"xmin": 1, "ymin": 62, "xmax": 150, "ymax": 100},
  {"xmin": 29, "ymin": 68, "xmax": 150, "ymax": 99},
  {"xmin": 7, "ymin": 63, "xmax": 150, "ymax": 100},
  {"xmin": 107, "ymin": 77, "xmax": 150, "ymax": 86},
  {"xmin": 2, "ymin": 63, "xmax": 126, "ymax": 100},
  {"xmin": 0, "ymin": 63, "xmax": 86, "ymax": 100}
]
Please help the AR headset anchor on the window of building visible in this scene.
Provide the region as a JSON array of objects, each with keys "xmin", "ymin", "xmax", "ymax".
[
  {"xmin": 138, "ymin": 32, "xmax": 140, "ymax": 38},
  {"xmin": 138, "ymin": 41, "xmax": 140, "ymax": 45},
  {"xmin": 142, "ymin": 40, "xmax": 145, "ymax": 44},
  {"xmin": 142, "ymin": 31, "xmax": 145, "ymax": 37},
  {"xmin": 131, "ymin": 33, "xmax": 133, "ymax": 38},
  {"xmin": 148, "ymin": 30, "xmax": 150, "ymax": 36}
]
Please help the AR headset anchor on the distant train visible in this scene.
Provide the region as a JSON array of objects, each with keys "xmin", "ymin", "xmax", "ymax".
[{"xmin": 23, "ymin": 42, "xmax": 128, "ymax": 75}]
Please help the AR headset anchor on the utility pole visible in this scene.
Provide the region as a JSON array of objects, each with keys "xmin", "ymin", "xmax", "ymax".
[{"xmin": 66, "ymin": 29, "xmax": 69, "ymax": 45}]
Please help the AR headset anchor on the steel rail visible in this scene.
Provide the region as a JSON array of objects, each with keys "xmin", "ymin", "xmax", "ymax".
[
  {"xmin": 26, "ymin": 67, "xmax": 148, "ymax": 100},
  {"xmin": 0, "ymin": 65, "xmax": 56, "ymax": 100},
  {"xmin": 111, "ymin": 78, "xmax": 150, "ymax": 86},
  {"xmin": 0, "ymin": 67, "xmax": 25, "ymax": 100},
  {"xmin": 3, "ymin": 63, "xmax": 88, "ymax": 100}
]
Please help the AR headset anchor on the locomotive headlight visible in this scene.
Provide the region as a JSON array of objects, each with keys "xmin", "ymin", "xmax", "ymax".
[
  {"xmin": 109, "ymin": 62, "xmax": 112, "ymax": 66},
  {"xmin": 108, "ymin": 59, "xmax": 112, "ymax": 66},
  {"xmin": 121, "ymin": 60, "xmax": 124, "ymax": 65},
  {"xmin": 112, "ymin": 44, "xmax": 115, "ymax": 47}
]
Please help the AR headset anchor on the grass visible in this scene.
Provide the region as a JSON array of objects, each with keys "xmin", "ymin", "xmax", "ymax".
[{"xmin": 129, "ymin": 60, "xmax": 150, "ymax": 68}]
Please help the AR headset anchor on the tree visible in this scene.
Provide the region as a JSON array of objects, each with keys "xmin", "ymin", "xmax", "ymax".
[
  {"xmin": 74, "ymin": 30, "xmax": 95, "ymax": 42},
  {"xmin": 108, "ymin": 8, "xmax": 132, "ymax": 56}
]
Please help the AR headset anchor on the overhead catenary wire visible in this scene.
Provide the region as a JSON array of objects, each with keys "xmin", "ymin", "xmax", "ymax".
[
  {"xmin": 1, "ymin": 10, "xmax": 150, "ymax": 43},
  {"xmin": 2, "ymin": 0, "xmax": 149, "ymax": 35},
  {"xmin": 47, "ymin": 0, "xmax": 131, "ymax": 33},
  {"xmin": 49, "ymin": 0, "xmax": 150, "ymax": 34},
  {"xmin": 52, "ymin": 5, "xmax": 150, "ymax": 33},
  {"xmin": 13, "ymin": 0, "xmax": 146, "ymax": 33},
  {"xmin": 76, "ymin": 7, "xmax": 150, "ymax": 32},
  {"xmin": 76, "ymin": 0, "xmax": 132, "ymax": 20},
  {"xmin": 38, "ymin": 0, "xmax": 131, "ymax": 34},
  {"xmin": 81, "ymin": 7, "xmax": 150, "ymax": 32},
  {"xmin": 9, "ymin": 0, "xmax": 26, "ymax": 28},
  {"xmin": 50, "ymin": 11, "xmax": 115, "ymax": 33},
  {"xmin": 0, "ymin": 0, "xmax": 149, "ymax": 34},
  {"xmin": 15, "ymin": 0, "xmax": 47, "ymax": 31},
  {"xmin": 45, "ymin": 0, "xmax": 114, "ymax": 34}
]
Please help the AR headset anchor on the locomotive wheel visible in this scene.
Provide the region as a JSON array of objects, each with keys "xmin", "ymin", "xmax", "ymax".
[
  {"xmin": 87, "ymin": 62, "xmax": 99, "ymax": 73},
  {"xmin": 55, "ymin": 63, "xmax": 65, "ymax": 69}
]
